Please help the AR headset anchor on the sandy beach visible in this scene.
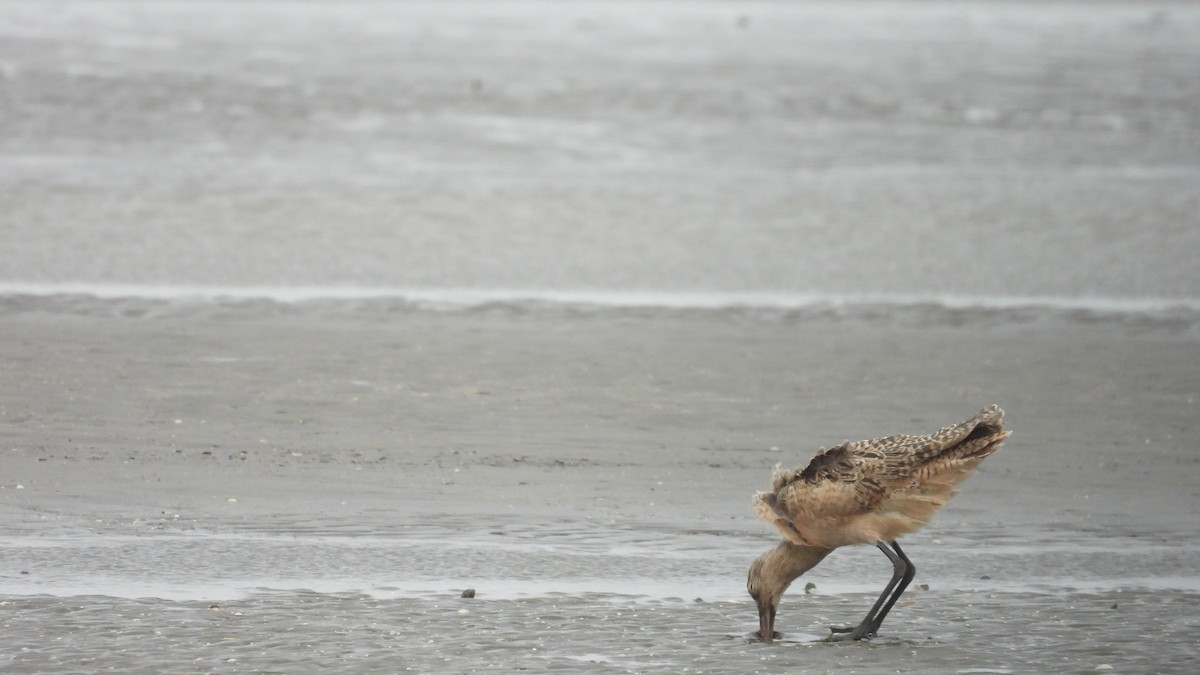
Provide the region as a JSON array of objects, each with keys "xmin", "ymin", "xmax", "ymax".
[
  {"xmin": 2, "ymin": 297, "xmax": 1198, "ymax": 672},
  {"xmin": 3, "ymin": 0, "xmax": 1199, "ymax": 671}
]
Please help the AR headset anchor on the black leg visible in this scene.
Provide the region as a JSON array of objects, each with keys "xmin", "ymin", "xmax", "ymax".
[
  {"xmin": 868, "ymin": 540, "xmax": 916, "ymax": 636},
  {"xmin": 829, "ymin": 541, "xmax": 906, "ymax": 641}
]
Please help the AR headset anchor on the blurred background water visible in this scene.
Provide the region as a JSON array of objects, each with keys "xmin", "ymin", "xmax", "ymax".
[{"xmin": 1, "ymin": 0, "xmax": 1198, "ymax": 306}]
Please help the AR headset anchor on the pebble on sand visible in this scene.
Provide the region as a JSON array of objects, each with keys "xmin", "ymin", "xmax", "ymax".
[{"xmin": 461, "ymin": 588, "xmax": 476, "ymax": 598}]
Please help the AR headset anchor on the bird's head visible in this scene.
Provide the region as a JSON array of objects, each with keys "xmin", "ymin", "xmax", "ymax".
[
  {"xmin": 747, "ymin": 542, "xmax": 831, "ymax": 642},
  {"xmin": 747, "ymin": 553, "xmax": 786, "ymax": 641}
]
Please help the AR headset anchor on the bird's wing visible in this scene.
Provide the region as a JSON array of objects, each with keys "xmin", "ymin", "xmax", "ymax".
[
  {"xmin": 773, "ymin": 405, "xmax": 1008, "ymax": 520},
  {"xmin": 772, "ymin": 443, "xmax": 887, "ymax": 520}
]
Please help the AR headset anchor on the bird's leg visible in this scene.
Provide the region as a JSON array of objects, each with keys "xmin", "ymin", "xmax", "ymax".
[
  {"xmin": 867, "ymin": 540, "xmax": 916, "ymax": 636},
  {"xmin": 828, "ymin": 541, "xmax": 905, "ymax": 641}
]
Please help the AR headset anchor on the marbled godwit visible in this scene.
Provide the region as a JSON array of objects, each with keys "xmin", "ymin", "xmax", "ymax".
[{"xmin": 747, "ymin": 405, "xmax": 1010, "ymax": 642}]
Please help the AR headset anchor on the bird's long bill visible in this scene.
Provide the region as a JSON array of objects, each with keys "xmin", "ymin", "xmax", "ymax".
[{"xmin": 757, "ymin": 598, "xmax": 776, "ymax": 642}]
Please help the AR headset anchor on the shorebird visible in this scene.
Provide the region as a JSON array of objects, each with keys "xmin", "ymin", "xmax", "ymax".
[{"xmin": 747, "ymin": 404, "xmax": 1010, "ymax": 642}]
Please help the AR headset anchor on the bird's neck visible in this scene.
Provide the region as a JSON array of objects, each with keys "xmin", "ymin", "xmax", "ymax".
[{"xmin": 765, "ymin": 541, "xmax": 833, "ymax": 585}]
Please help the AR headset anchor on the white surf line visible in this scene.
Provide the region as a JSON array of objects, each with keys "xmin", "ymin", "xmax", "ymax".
[{"xmin": 1, "ymin": 282, "xmax": 1199, "ymax": 316}]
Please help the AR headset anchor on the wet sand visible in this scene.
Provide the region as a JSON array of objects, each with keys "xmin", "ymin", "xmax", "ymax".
[
  {"xmin": 2, "ymin": 298, "xmax": 1198, "ymax": 673},
  {"xmin": 3, "ymin": 0, "xmax": 1199, "ymax": 670}
]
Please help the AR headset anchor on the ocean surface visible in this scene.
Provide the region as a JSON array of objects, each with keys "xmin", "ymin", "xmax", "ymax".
[{"xmin": 1, "ymin": 0, "xmax": 1198, "ymax": 306}]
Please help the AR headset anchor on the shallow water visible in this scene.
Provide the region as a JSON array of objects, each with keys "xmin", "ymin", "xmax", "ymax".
[
  {"xmin": 9, "ymin": 590, "xmax": 1197, "ymax": 674},
  {"xmin": 3, "ymin": 511, "xmax": 1199, "ymax": 673}
]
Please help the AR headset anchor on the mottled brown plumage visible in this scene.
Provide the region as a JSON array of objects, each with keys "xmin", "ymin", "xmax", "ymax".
[{"xmin": 747, "ymin": 405, "xmax": 1010, "ymax": 642}]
